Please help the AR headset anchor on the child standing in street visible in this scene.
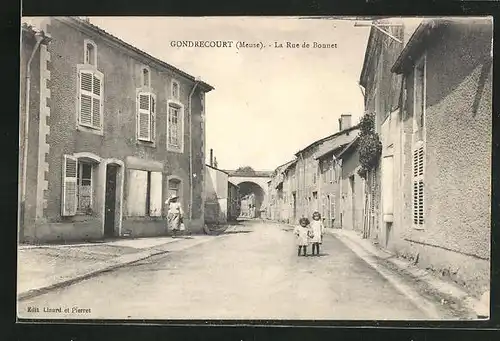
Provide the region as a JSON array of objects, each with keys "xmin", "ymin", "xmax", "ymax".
[
  {"xmin": 294, "ymin": 217, "xmax": 310, "ymax": 256},
  {"xmin": 309, "ymin": 211, "xmax": 325, "ymax": 256}
]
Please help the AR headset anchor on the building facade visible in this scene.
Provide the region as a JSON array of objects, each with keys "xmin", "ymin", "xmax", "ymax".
[
  {"xmin": 267, "ymin": 115, "xmax": 359, "ymax": 226},
  {"xmin": 19, "ymin": 17, "xmax": 214, "ymax": 243},
  {"xmin": 360, "ymin": 18, "xmax": 492, "ymax": 298},
  {"xmin": 204, "ymin": 164, "xmax": 229, "ymax": 224}
]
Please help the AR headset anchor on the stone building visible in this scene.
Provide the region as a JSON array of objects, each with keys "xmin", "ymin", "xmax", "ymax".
[
  {"xmin": 360, "ymin": 17, "xmax": 492, "ymax": 298},
  {"xmin": 19, "ymin": 17, "xmax": 214, "ymax": 242},
  {"xmin": 267, "ymin": 115, "xmax": 359, "ymax": 226}
]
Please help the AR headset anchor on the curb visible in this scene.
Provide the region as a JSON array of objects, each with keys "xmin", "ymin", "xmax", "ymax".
[
  {"xmin": 17, "ymin": 237, "xmax": 215, "ymax": 301},
  {"xmin": 327, "ymin": 229, "xmax": 486, "ymax": 319}
]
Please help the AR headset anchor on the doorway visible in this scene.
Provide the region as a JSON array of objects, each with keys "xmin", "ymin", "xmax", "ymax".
[
  {"xmin": 350, "ymin": 175, "xmax": 356, "ymax": 230},
  {"xmin": 292, "ymin": 192, "xmax": 297, "ymax": 220},
  {"xmin": 104, "ymin": 164, "xmax": 118, "ymax": 238}
]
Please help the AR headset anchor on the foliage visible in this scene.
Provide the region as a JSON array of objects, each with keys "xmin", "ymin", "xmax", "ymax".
[
  {"xmin": 357, "ymin": 112, "xmax": 382, "ymax": 178},
  {"xmin": 235, "ymin": 166, "xmax": 256, "ymax": 175}
]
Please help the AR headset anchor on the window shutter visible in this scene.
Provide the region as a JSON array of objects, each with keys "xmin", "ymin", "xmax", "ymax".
[
  {"xmin": 127, "ymin": 169, "xmax": 148, "ymax": 216},
  {"xmin": 79, "ymin": 71, "xmax": 93, "ymax": 126},
  {"xmin": 62, "ymin": 155, "xmax": 78, "ymax": 216},
  {"xmin": 92, "ymin": 74, "xmax": 102, "ymax": 128},
  {"xmin": 150, "ymin": 95, "xmax": 156, "ymax": 142},
  {"xmin": 149, "ymin": 171, "xmax": 163, "ymax": 216},
  {"xmin": 138, "ymin": 93, "xmax": 151, "ymax": 140},
  {"xmin": 413, "ymin": 144, "xmax": 424, "ymax": 226}
]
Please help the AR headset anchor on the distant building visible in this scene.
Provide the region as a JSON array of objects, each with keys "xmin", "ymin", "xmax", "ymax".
[
  {"xmin": 267, "ymin": 115, "xmax": 359, "ymax": 225},
  {"xmin": 204, "ymin": 164, "xmax": 229, "ymax": 224}
]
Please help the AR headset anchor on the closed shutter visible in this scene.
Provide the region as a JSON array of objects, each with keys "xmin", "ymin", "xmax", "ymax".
[
  {"xmin": 62, "ymin": 155, "xmax": 78, "ymax": 216},
  {"xmin": 92, "ymin": 74, "xmax": 103, "ymax": 128},
  {"xmin": 80, "ymin": 72, "xmax": 93, "ymax": 126},
  {"xmin": 413, "ymin": 144, "xmax": 424, "ymax": 226},
  {"xmin": 138, "ymin": 93, "xmax": 151, "ymax": 141},
  {"xmin": 149, "ymin": 171, "xmax": 162, "ymax": 216},
  {"xmin": 150, "ymin": 95, "xmax": 156, "ymax": 142},
  {"xmin": 79, "ymin": 71, "xmax": 103, "ymax": 129},
  {"xmin": 127, "ymin": 169, "xmax": 148, "ymax": 216}
]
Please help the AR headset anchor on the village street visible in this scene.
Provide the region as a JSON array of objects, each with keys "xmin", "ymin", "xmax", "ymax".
[{"xmin": 18, "ymin": 221, "xmax": 461, "ymax": 320}]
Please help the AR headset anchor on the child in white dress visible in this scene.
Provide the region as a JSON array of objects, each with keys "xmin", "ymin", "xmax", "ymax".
[
  {"xmin": 309, "ymin": 211, "xmax": 325, "ymax": 256},
  {"xmin": 294, "ymin": 217, "xmax": 311, "ymax": 256}
]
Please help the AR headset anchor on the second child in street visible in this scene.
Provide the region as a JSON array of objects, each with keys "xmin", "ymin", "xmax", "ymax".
[
  {"xmin": 294, "ymin": 217, "xmax": 311, "ymax": 256},
  {"xmin": 310, "ymin": 211, "xmax": 325, "ymax": 256}
]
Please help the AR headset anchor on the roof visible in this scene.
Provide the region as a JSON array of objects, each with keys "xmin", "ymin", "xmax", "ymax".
[
  {"xmin": 336, "ymin": 136, "xmax": 360, "ymax": 159},
  {"xmin": 294, "ymin": 124, "xmax": 359, "ymax": 157},
  {"xmin": 391, "ymin": 18, "xmax": 488, "ymax": 74},
  {"xmin": 206, "ymin": 164, "xmax": 229, "ymax": 174},
  {"xmin": 283, "ymin": 159, "xmax": 298, "ymax": 173},
  {"xmin": 314, "ymin": 142, "xmax": 349, "ymax": 160},
  {"xmin": 391, "ymin": 19, "xmax": 440, "ymax": 74},
  {"xmin": 274, "ymin": 159, "xmax": 296, "ymax": 174},
  {"xmin": 54, "ymin": 17, "xmax": 215, "ymax": 92}
]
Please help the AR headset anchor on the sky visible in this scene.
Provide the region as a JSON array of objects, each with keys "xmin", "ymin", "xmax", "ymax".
[{"xmin": 25, "ymin": 17, "xmax": 371, "ymax": 171}]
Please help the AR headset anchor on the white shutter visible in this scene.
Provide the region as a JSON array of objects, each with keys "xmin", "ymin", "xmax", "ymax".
[
  {"xmin": 62, "ymin": 155, "xmax": 78, "ymax": 216},
  {"xmin": 127, "ymin": 169, "xmax": 148, "ymax": 216},
  {"xmin": 138, "ymin": 93, "xmax": 151, "ymax": 141},
  {"xmin": 150, "ymin": 94, "xmax": 156, "ymax": 142},
  {"xmin": 92, "ymin": 73, "xmax": 103, "ymax": 129},
  {"xmin": 79, "ymin": 71, "xmax": 93, "ymax": 126},
  {"xmin": 149, "ymin": 171, "xmax": 163, "ymax": 216},
  {"xmin": 413, "ymin": 144, "xmax": 424, "ymax": 227}
]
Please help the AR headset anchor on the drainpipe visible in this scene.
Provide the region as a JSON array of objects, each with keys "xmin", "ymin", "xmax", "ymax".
[
  {"xmin": 20, "ymin": 31, "xmax": 46, "ymax": 235},
  {"xmin": 188, "ymin": 78, "xmax": 201, "ymax": 221}
]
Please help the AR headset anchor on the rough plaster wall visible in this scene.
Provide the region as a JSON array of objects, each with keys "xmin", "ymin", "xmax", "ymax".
[
  {"xmin": 43, "ymin": 20, "xmax": 204, "ymax": 233},
  {"xmin": 422, "ymin": 25, "xmax": 492, "ymax": 259},
  {"xmin": 396, "ymin": 23, "xmax": 492, "ymax": 297}
]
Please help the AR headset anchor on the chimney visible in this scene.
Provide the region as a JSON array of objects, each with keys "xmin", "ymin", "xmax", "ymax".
[
  {"xmin": 339, "ymin": 114, "xmax": 352, "ymax": 131},
  {"xmin": 210, "ymin": 149, "xmax": 213, "ymax": 166}
]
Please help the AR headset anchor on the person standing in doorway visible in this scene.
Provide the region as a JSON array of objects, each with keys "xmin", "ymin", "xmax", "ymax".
[
  {"xmin": 165, "ymin": 194, "xmax": 184, "ymax": 238},
  {"xmin": 309, "ymin": 211, "xmax": 325, "ymax": 256}
]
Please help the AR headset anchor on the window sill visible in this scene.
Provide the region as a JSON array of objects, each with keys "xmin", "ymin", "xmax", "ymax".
[
  {"xmin": 413, "ymin": 226, "xmax": 425, "ymax": 231},
  {"xmin": 137, "ymin": 140, "xmax": 156, "ymax": 148},
  {"xmin": 167, "ymin": 146, "xmax": 184, "ymax": 154},
  {"xmin": 77, "ymin": 125, "xmax": 104, "ymax": 136}
]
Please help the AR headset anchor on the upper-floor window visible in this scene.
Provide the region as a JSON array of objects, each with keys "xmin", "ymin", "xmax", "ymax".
[
  {"xmin": 142, "ymin": 67, "xmax": 150, "ymax": 87},
  {"xmin": 167, "ymin": 102, "xmax": 184, "ymax": 152},
  {"xmin": 84, "ymin": 40, "xmax": 97, "ymax": 66},
  {"xmin": 78, "ymin": 68, "xmax": 103, "ymax": 131},
  {"xmin": 171, "ymin": 79, "xmax": 180, "ymax": 100},
  {"xmin": 413, "ymin": 54, "xmax": 426, "ymax": 142},
  {"xmin": 137, "ymin": 92, "xmax": 156, "ymax": 142}
]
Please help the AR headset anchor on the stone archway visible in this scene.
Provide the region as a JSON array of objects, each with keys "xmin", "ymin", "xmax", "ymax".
[{"xmin": 237, "ymin": 181, "xmax": 266, "ymax": 218}]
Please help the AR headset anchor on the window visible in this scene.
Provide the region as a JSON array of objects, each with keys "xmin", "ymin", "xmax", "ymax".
[
  {"xmin": 84, "ymin": 40, "xmax": 97, "ymax": 66},
  {"xmin": 412, "ymin": 142, "xmax": 424, "ymax": 228},
  {"xmin": 61, "ymin": 155, "xmax": 96, "ymax": 216},
  {"xmin": 78, "ymin": 70, "xmax": 103, "ymax": 130},
  {"xmin": 127, "ymin": 169, "xmax": 162, "ymax": 217},
  {"xmin": 137, "ymin": 92, "xmax": 156, "ymax": 142},
  {"xmin": 171, "ymin": 79, "xmax": 180, "ymax": 100},
  {"xmin": 168, "ymin": 178, "xmax": 181, "ymax": 199},
  {"xmin": 413, "ymin": 55, "xmax": 426, "ymax": 142},
  {"xmin": 142, "ymin": 67, "xmax": 150, "ymax": 87},
  {"xmin": 77, "ymin": 162, "xmax": 93, "ymax": 213},
  {"xmin": 167, "ymin": 103, "xmax": 184, "ymax": 151}
]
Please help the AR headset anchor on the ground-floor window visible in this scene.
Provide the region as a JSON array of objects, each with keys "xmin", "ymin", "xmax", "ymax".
[
  {"xmin": 77, "ymin": 162, "xmax": 93, "ymax": 214},
  {"xmin": 62, "ymin": 155, "xmax": 98, "ymax": 217},
  {"xmin": 127, "ymin": 169, "xmax": 163, "ymax": 217}
]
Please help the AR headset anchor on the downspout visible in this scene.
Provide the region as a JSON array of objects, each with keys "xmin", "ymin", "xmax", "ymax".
[
  {"xmin": 188, "ymin": 79, "xmax": 200, "ymax": 222},
  {"xmin": 20, "ymin": 32, "xmax": 44, "ymax": 235}
]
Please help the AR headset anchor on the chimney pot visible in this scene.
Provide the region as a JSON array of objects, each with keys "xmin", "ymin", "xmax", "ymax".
[{"xmin": 339, "ymin": 114, "xmax": 352, "ymax": 131}]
